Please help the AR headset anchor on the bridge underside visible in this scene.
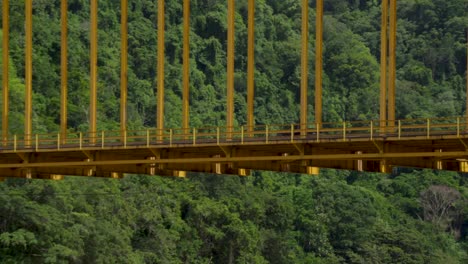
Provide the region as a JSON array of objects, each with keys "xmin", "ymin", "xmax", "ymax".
[{"xmin": 1, "ymin": 134, "xmax": 468, "ymax": 180}]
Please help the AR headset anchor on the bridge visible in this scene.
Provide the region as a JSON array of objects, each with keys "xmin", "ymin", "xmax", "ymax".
[{"xmin": 1, "ymin": 0, "xmax": 468, "ymax": 180}]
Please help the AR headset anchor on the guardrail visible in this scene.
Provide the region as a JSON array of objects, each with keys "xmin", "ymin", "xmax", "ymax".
[{"xmin": 1, "ymin": 116, "xmax": 467, "ymax": 152}]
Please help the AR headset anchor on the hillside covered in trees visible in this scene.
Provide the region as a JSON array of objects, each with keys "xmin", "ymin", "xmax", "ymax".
[{"xmin": 0, "ymin": 0, "xmax": 467, "ymax": 262}]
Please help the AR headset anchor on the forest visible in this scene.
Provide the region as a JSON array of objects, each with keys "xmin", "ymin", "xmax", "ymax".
[{"xmin": 0, "ymin": 0, "xmax": 467, "ymax": 263}]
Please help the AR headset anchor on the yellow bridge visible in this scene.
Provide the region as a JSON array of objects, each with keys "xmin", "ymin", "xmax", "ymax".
[{"xmin": 1, "ymin": 0, "xmax": 468, "ymax": 180}]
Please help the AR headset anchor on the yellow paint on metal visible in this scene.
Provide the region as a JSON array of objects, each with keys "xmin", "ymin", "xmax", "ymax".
[
  {"xmin": 388, "ymin": 0, "xmax": 397, "ymax": 128},
  {"xmin": 61, "ymin": 0, "xmax": 68, "ymax": 143},
  {"xmin": 307, "ymin": 166, "xmax": 320, "ymax": 175},
  {"xmin": 90, "ymin": 0, "xmax": 98, "ymax": 143},
  {"xmin": 315, "ymin": 0, "xmax": 323, "ymax": 126},
  {"xmin": 227, "ymin": 0, "xmax": 235, "ymax": 139},
  {"xmin": 120, "ymin": 0, "xmax": 128, "ymax": 134},
  {"xmin": 25, "ymin": 0, "xmax": 33, "ymax": 146},
  {"xmin": 247, "ymin": 0, "xmax": 255, "ymax": 134},
  {"xmin": 460, "ymin": 161, "xmax": 468, "ymax": 172},
  {"xmin": 157, "ymin": 0, "xmax": 165, "ymax": 141},
  {"xmin": 2, "ymin": 0, "xmax": 9, "ymax": 143},
  {"xmin": 49, "ymin": 174, "xmax": 64, "ymax": 181},
  {"xmin": 380, "ymin": 0, "xmax": 388, "ymax": 132},
  {"xmin": 300, "ymin": 0, "xmax": 308, "ymax": 136},
  {"xmin": 183, "ymin": 0, "xmax": 190, "ymax": 134}
]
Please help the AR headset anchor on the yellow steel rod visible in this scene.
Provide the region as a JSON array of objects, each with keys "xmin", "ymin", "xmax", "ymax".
[
  {"xmin": 466, "ymin": 28, "xmax": 468, "ymax": 128},
  {"xmin": 247, "ymin": 0, "xmax": 255, "ymax": 134},
  {"xmin": 300, "ymin": 0, "xmax": 308, "ymax": 136},
  {"xmin": 388, "ymin": 0, "xmax": 397, "ymax": 128},
  {"xmin": 380, "ymin": 0, "xmax": 388, "ymax": 132},
  {"xmin": 120, "ymin": 0, "xmax": 128, "ymax": 134},
  {"xmin": 182, "ymin": 0, "xmax": 190, "ymax": 134},
  {"xmin": 157, "ymin": 0, "xmax": 165, "ymax": 141},
  {"xmin": 315, "ymin": 0, "xmax": 323, "ymax": 126},
  {"xmin": 25, "ymin": 0, "xmax": 32, "ymax": 146},
  {"xmin": 2, "ymin": 0, "xmax": 9, "ymax": 143},
  {"xmin": 227, "ymin": 0, "xmax": 235, "ymax": 139},
  {"xmin": 90, "ymin": 0, "xmax": 98, "ymax": 143},
  {"xmin": 61, "ymin": 0, "xmax": 68, "ymax": 143}
]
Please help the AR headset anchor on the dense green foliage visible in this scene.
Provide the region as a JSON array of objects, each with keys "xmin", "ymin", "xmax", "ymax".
[{"xmin": 0, "ymin": 0, "xmax": 467, "ymax": 262}]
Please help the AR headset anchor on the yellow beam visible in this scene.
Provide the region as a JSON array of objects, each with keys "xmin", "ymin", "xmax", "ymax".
[
  {"xmin": 300, "ymin": 0, "xmax": 308, "ymax": 136},
  {"xmin": 25, "ymin": 0, "xmax": 32, "ymax": 146},
  {"xmin": 466, "ymin": 28, "xmax": 468, "ymax": 128},
  {"xmin": 315, "ymin": 0, "xmax": 323, "ymax": 126},
  {"xmin": 2, "ymin": 0, "xmax": 9, "ymax": 143},
  {"xmin": 90, "ymin": 0, "xmax": 98, "ymax": 143},
  {"xmin": 388, "ymin": 0, "xmax": 397, "ymax": 128},
  {"xmin": 157, "ymin": 0, "xmax": 165, "ymax": 141},
  {"xmin": 182, "ymin": 0, "xmax": 190, "ymax": 133},
  {"xmin": 0, "ymin": 151, "xmax": 466, "ymax": 169},
  {"xmin": 61, "ymin": 0, "xmax": 68, "ymax": 143},
  {"xmin": 380, "ymin": 0, "xmax": 388, "ymax": 132},
  {"xmin": 247, "ymin": 0, "xmax": 255, "ymax": 134},
  {"xmin": 227, "ymin": 0, "xmax": 235, "ymax": 139},
  {"xmin": 120, "ymin": 0, "xmax": 128, "ymax": 134}
]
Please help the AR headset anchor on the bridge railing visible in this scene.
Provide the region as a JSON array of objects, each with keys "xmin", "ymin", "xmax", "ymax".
[{"xmin": 2, "ymin": 116, "xmax": 468, "ymax": 151}]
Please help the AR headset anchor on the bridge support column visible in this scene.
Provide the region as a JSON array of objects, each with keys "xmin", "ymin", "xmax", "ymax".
[
  {"xmin": 247, "ymin": 0, "xmax": 255, "ymax": 135},
  {"xmin": 300, "ymin": 0, "xmax": 308, "ymax": 136},
  {"xmin": 315, "ymin": 0, "xmax": 323, "ymax": 126},
  {"xmin": 380, "ymin": 0, "xmax": 388, "ymax": 132},
  {"xmin": 90, "ymin": 0, "xmax": 98, "ymax": 144},
  {"xmin": 182, "ymin": 0, "xmax": 190, "ymax": 137},
  {"xmin": 388, "ymin": 0, "xmax": 397, "ymax": 129},
  {"xmin": 157, "ymin": 0, "xmax": 165, "ymax": 141},
  {"xmin": 226, "ymin": 0, "xmax": 234, "ymax": 139},
  {"xmin": 120, "ymin": 0, "xmax": 128, "ymax": 135},
  {"xmin": 61, "ymin": 0, "xmax": 68, "ymax": 144},
  {"xmin": 25, "ymin": 0, "xmax": 33, "ymax": 146},
  {"xmin": 2, "ymin": 0, "xmax": 9, "ymax": 144}
]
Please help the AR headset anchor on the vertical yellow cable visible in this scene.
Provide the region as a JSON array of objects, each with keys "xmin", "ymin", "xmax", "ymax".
[
  {"xmin": 380, "ymin": 0, "xmax": 388, "ymax": 132},
  {"xmin": 157, "ymin": 0, "xmax": 165, "ymax": 141},
  {"xmin": 388, "ymin": 0, "xmax": 397, "ymax": 128},
  {"xmin": 300, "ymin": 0, "xmax": 308, "ymax": 136},
  {"xmin": 227, "ymin": 0, "xmax": 234, "ymax": 138},
  {"xmin": 2, "ymin": 0, "xmax": 9, "ymax": 143},
  {"xmin": 61, "ymin": 0, "xmax": 68, "ymax": 143},
  {"xmin": 247, "ymin": 0, "xmax": 254, "ymax": 134},
  {"xmin": 120, "ymin": 0, "xmax": 128, "ymax": 134},
  {"xmin": 182, "ymin": 0, "xmax": 190, "ymax": 135},
  {"xmin": 315, "ymin": 0, "xmax": 323, "ymax": 126},
  {"xmin": 90, "ymin": 0, "xmax": 98, "ymax": 143},
  {"xmin": 25, "ymin": 0, "xmax": 32, "ymax": 146}
]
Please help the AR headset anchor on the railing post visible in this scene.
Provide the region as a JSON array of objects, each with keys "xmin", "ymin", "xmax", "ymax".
[
  {"xmin": 217, "ymin": 127, "xmax": 220, "ymax": 145},
  {"xmin": 124, "ymin": 130, "xmax": 127, "ymax": 148},
  {"xmin": 170, "ymin": 129, "xmax": 173, "ymax": 147},
  {"xmin": 316, "ymin": 122, "xmax": 320, "ymax": 142},
  {"xmin": 291, "ymin": 124, "xmax": 294, "ymax": 143},
  {"xmin": 457, "ymin": 117, "xmax": 460, "ymax": 137},
  {"xmin": 101, "ymin": 131, "xmax": 104, "ymax": 149},
  {"xmin": 343, "ymin": 121, "xmax": 346, "ymax": 141},
  {"xmin": 57, "ymin": 133, "xmax": 60, "ymax": 150},
  {"xmin": 241, "ymin": 126, "xmax": 244, "ymax": 144},
  {"xmin": 79, "ymin": 132, "xmax": 82, "ymax": 149},
  {"xmin": 35, "ymin": 134, "xmax": 38, "ymax": 152},
  {"xmin": 427, "ymin": 118, "xmax": 430, "ymax": 139},
  {"xmin": 14, "ymin": 135, "xmax": 17, "ymax": 152},
  {"xmin": 370, "ymin": 120, "xmax": 374, "ymax": 140},
  {"xmin": 266, "ymin": 125, "xmax": 269, "ymax": 143},
  {"xmin": 193, "ymin": 128, "xmax": 196, "ymax": 146},
  {"xmin": 398, "ymin": 120, "xmax": 401, "ymax": 139},
  {"xmin": 146, "ymin": 129, "xmax": 150, "ymax": 147}
]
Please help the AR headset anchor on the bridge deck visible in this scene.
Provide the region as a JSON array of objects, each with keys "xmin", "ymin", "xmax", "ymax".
[{"xmin": 1, "ymin": 118, "xmax": 468, "ymax": 180}]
